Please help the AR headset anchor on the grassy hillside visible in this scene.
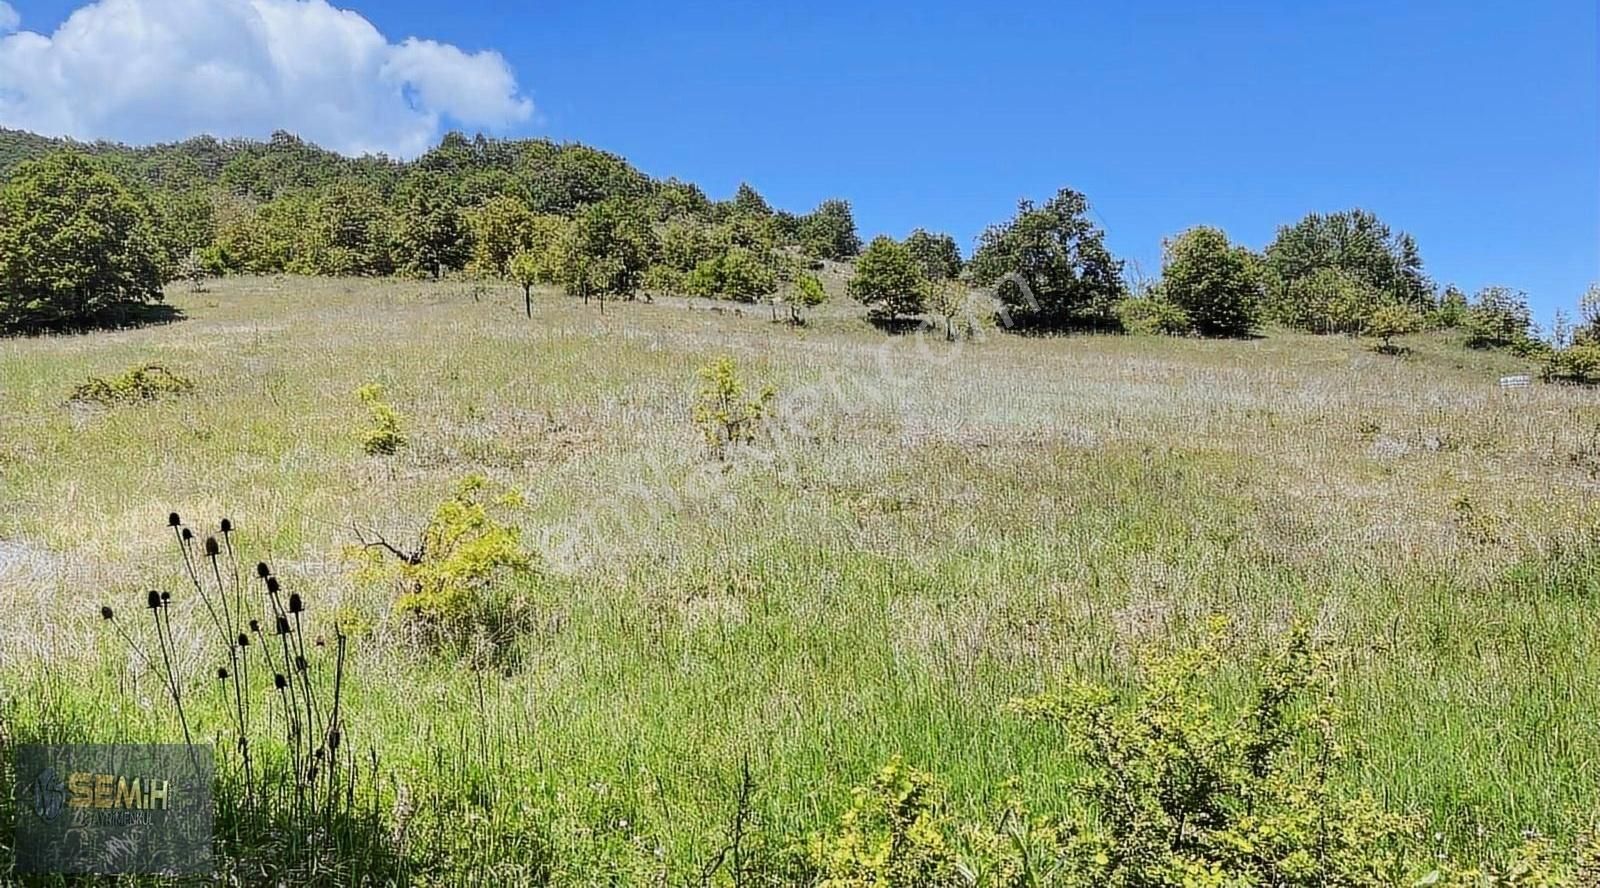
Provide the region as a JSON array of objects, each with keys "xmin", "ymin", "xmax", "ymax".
[{"xmin": 2, "ymin": 277, "xmax": 1597, "ymax": 881}]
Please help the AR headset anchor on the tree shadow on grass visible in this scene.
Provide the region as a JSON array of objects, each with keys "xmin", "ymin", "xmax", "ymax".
[{"xmin": 3, "ymin": 302, "xmax": 185, "ymax": 338}]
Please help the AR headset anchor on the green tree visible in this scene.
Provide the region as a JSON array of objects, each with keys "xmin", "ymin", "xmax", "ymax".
[
  {"xmin": 1159, "ymin": 226, "xmax": 1262, "ymax": 337},
  {"xmin": 921, "ymin": 276, "xmax": 970, "ymax": 341},
  {"xmin": 1464, "ymin": 286, "xmax": 1534, "ymax": 349},
  {"xmin": 1432, "ymin": 284, "xmax": 1471, "ymax": 329},
  {"xmin": 967, "ymin": 188, "xmax": 1126, "ymax": 331},
  {"xmin": 0, "ymin": 152, "xmax": 166, "ymax": 331},
  {"xmin": 395, "ymin": 188, "xmax": 467, "ymax": 279},
  {"xmin": 848, "ymin": 236, "xmax": 925, "ymax": 322},
  {"xmin": 786, "ymin": 271, "xmax": 828, "ymax": 324},
  {"xmin": 799, "ymin": 199, "xmax": 861, "ymax": 260},
  {"xmin": 508, "ymin": 250, "xmax": 541, "ymax": 318},
  {"xmin": 310, "ymin": 181, "xmax": 393, "ymax": 277},
  {"xmin": 731, "ymin": 182, "xmax": 772, "ymax": 218},
  {"xmin": 466, "ymin": 195, "xmax": 536, "ymax": 279},
  {"xmin": 555, "ymin": 199, "xmax": 657, "ymax": 304},
  {"xmin": 1277, "ymin": 267, "xmax": 1383, "ymax": 334},
  {"xmin": 1364, "ymin": 302, "xmax": 1423, "ymax": 353},
  {"xmin": 1264, "ymin": 209, "xmax": 1432, "ymax": 326},
  {"xmin": 903, "ymin": 228, "xmax": 962, "ymax": 281},
  {"xmin": 687, "ymin": 246, "xmax": 778, "ymax": 303}
]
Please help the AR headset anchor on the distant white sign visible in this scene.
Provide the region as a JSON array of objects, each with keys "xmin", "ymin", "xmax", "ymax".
[{"xmin": 1499, "ymin": 375, "xmax": 1532, "ymax": 388}]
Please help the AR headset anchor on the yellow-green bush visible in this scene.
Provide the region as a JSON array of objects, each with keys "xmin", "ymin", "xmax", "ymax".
[
  {"xmin": 356, "ymin": 382, "xmax": 407, "ymax": 455},
  {"xmin": 691, "ymin": 356, "xmax": 775, "ymax": 459},
  {"xmin": 69, "ymin": 363, "xmax": 194, "ymax": 405},
  {"xmin": 351, "ymin": 474, "xmax": 539, "ymax": 653}
]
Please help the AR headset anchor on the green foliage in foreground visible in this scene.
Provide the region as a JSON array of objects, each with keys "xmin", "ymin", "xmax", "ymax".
[{"xmin": 812, "ymin": 626, "xmax": 1600, "ymax": 888}]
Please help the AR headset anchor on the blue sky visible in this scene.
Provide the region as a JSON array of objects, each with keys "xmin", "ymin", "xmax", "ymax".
[{"xmin": 3, "ymin": 1, "xmax": 1596, "ymax": 320}]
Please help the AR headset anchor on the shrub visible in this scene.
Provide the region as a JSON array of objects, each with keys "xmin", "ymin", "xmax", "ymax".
[
  {"xmin": 691, "ymin": 356, "xmax": 775, "ymax": 459},
  {"xmin": 786, "ymin": 271, "xmax": 828, "ymax": 324},
  {"xmin": 351, "ymin": 475, "xmax": 539, "ymax": 654},
  {"xmin": 687, "ymin": 246, "xmax": 778, "ymax": 303},
  {"xmin": 356, "ymin": 383, "xmax": 406, "ymax": 456},
  {"xmin": 69, "ymin": 363, "xmax": 195, "ymax": 405},
  {"xmin": 1116, "ymin": 292, "xmax": 1193, "ymax": 336},
  {"xmin": 1007, "ymin": 623, "xmax": 1420, "ymax": 886},
  {"xmin": 1273, "ymin": 267, "xmax": 1383, "ymax": 334},
  {"xmin": 808, "ymin": 758, "xmax": 966, "ymax": 888},
  {"xmin": 1543, "ymin": 343, "xmax": 1600, "ymax": 386}
]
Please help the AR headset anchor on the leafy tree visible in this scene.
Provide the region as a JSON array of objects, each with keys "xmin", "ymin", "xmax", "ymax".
[
  {"xmin": 651, "ymin": 178, "xmax": 714, "ymax": 222},
  {"xmin": 555, "ymin": 199, "xmax": 657, "ymax": 304},
  {"xmin": 508, "ymin": 249, "xmax": 541, "ymax": 318},
  {"xmin": 1364, "ymin": 302, "xmax": 1423, "ymax": 353},
  {"xmin": 785, "ymin": 271, "xmax": 827, "ymax": 324},
  {"xmin": 1542, "ymin": 342, "xmax": 1600, "ymax": 386},
  {"xmin": 848, "ymin": 236, "xmax": 925, "ymax": 322},
  {"xmin": 687, "ymin": 246, "xmax": 778, "ymax": 303},
  {"xmin": 799, "ymin": 199, "xmax": 861, "ymax": 260},
  {"xmin": 1577, "ymin": 282, "xmax": 1600, "ymax": 345},
  {"xmin": 152, "ymin": 188, "xmax": 218, "ymax": 269},
  {"xmin": 1276, "ymin": 267, "xmax": 1382, "ymax": 334},
  {"xmin": 395, "ymin": 188, "xmax": 467, "ymax": 279},
  {"xmin": 1159, "ymin": 226, "xmax": 1262, "ymax": 337},
  {"xmin": 1116, "ymin": 290, "xmax": 1193, "ymax": 336},
  {"xmin": 968, "ymin": 188, "xmax": 1126, "ymax": 331},
  {"xmin": 1432, "ymin": 284, "xmax": 1471, "ymax": 329},
  {"xmin": 660, "ymin": 217, "xmax": 720, "ymax": 273},
  {"xmin": 526, "ymin": 144, "xmax": 651, "ymax": 214},
  {"xmin": 731, "ymin": 182, "xmax": 773, "ymax": 218},
  {"xmin": 921, "ymin": 276, "xmax": 970, "ymax": 341},
  {"xmin": 466, "ymin": 195, "xmax": 536, "ymax": 279},
  {"xmin": 1464, "ymin": 286, "xmax": 1534, "ymax": 349},
  {"xmin": 903, "ymin": 228, "xmax": 962, "ymax": 281},
  {"xmin": 310, "ymin": 181, "xmax": 393, "ymax": 277},
  {"xmin": 691, "ymin": 356, "xmax": 776, "ymax": 459},
  {"xmin": 0, "ymin": 151, "xmax": 166, "ymax": 331},
  {"xmin": 1264, "ymin": 209, "xmax": 1432, "ymax": 324}
]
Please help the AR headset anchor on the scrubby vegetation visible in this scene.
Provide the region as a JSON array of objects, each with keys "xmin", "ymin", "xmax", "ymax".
[{"xmin": 68, "ymin": 363, "xmax": 195, "ymax": 405}]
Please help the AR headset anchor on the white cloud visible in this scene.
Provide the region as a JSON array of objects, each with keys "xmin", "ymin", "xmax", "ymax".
[
  {"xmin": 0, "ymin": 3, "xmax": 18, "ymax": 34},
  {"xmin": 0, "ymin": 0, "xmax": 533, "ymax": 157}
]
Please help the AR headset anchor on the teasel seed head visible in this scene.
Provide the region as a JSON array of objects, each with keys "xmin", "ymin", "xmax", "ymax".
[
  {"xmin": 275, "ymin": 616, "xmax": 290, "ymax": 635},
  {"xmin": 100, "ymin": 606, "xmax": 114, "ymax": 621},
  {"xmin": 220, "ymin": 518, "xmax": 233, "ymax": 534},
  {"xmin": 237, "ymin": 633, "xmax": 250, "ymax": 648},
  {"xmin": 146, "ymin": 590, "xmax": 162, "ymax": 610},
  {"xmin": 274, "ymin": 674, "xmax": 287, "ymax": 690},
  {"xmin": 328, "ymin": 729, "xmax": 342, "ymax": 752},
  {"xmin": 249, "ymin": 619, "xmax": 261, "ymax": 633},
  {"xmin": 160, "ymin": 591, "xmax": 171, "ymax": 605},
  {"xmin": 294, "ymin": 654, "xmax": 307, "ymax": 672},
  {"xmin": 216, "ymin": 667, "xmax": 229, "ymax": 680},
  {"xmin": 204, "ymin": 536, "xmax": 220, "ymax": 557},
  {"xmin": 180, "ymin": 527, "xmax": 193, "ymax": 542},
  {"xmin": 288, "ymin": 593, "xmax": 303, "ymax": 614},
  {"xmin": 168, "ymin": 512, "xmax": 181, "ymax": 528},
  {"xmin": 266, "ymin": 577, "xmax": 280, "ymax": 595},
  {"xmin": 256, "ymin": 562, "xmax": 270, "ymax": 579}
]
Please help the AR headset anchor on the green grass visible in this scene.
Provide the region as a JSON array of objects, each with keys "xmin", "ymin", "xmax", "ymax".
[{"xmin": 2, "ymin": 276, "xmax": 1598, "ymax": 882}]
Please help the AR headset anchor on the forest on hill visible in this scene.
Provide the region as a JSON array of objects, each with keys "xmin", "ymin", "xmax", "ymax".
[{"xmin": 0, "ymin": 126, "xmax": 1596, "ymax": 384}]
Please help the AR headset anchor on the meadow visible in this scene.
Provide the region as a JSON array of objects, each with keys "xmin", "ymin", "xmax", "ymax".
[{"xmin": 2, "ymin": 275, "xmax": 1598, "ymax": 882}]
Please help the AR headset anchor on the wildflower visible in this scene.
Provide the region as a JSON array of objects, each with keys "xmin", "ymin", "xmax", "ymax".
[
  {"xmin": 217, "ymin": 667, "xmax": 229, "ymax": 680},
  {"xmin": 146, "ymin": 590, "xmax": 162, "ymax": 610},
  {"xmin": 256, "ymin": 562, "xmax": 271, "ymax": 579},
  {"xmin": 168, "ymin": 512, "xmax": 181, "ymax": 527},
  {"xmin": 205, "ymin": 537, "xmax": 220, "ymax": 557},
  {"xmin": 100, "ymin": 606, "xmax": 114, "ymax": 620},
  {"xmin": 288, "ymin": 593, "xmax": 304, "ymax": 614},
  {"xmin": 220, "ymin": 518, "xmax": 233, "ymax": 534}
]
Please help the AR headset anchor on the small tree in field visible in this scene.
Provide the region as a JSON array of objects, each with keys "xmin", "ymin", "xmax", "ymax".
[
  {"xmin": 922, "ymin": 276, "xmax": 970, "ymax": 341},
  {"xmin": 691, "ymin": 356, "xmax": 775, "ymax": 459},
  {"xmin": 1364, "ymin": 302, "xmax": 1423, "ymax": 354},
  {"xmin": 786, "ymin": 271, "xmax": 827, "ymax": 324},
  {"xmin": 508, "ymin": 249, "xmax": 540, "ymax": 318}
]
